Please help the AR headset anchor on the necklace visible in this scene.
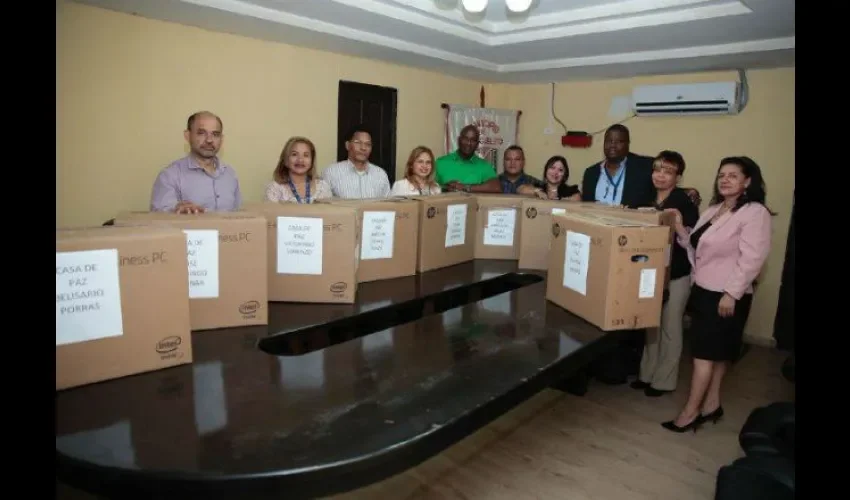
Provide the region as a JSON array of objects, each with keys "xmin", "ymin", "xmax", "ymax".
[
  {"xmin": 287, "ymin": 176, "xmax": 312, "ymax": 204},
  {"xmin": 415, "ymin": 180, "xmax": 431, "ymax": 195}
]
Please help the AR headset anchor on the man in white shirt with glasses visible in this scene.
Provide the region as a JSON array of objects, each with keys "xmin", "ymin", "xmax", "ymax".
[{"xmin": 323, "ymin": 124, "xmax": 392, "ymax": 199}]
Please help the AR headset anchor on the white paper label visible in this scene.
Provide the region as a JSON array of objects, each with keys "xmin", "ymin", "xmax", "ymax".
[
  {"xmin": 361, "ymin": 211, "xmax": 395, "ymax": 260},
  {"xmin": 483, "ymin": 209, "xmax": 516, "ymax": 246},
  {"xmin": 277, "ymin": 216, "xmax": 323, "ymax": 275},
  {"xmin": 639, "ymin": 268, "xmax": 657, "ymax": 299},
  {"xmin": 562, "ymin": 231, "xmax": 590, "ymax": 295},
  {"xmin": 445, "ymin": 204, "xmax": 467, "ymax": 247},
  {"xmin": 183, "ymin": 229, "xmax": 219, "ymax": 299},
  {"xmin": 56, "ymin": 249, "xmax": 124, "ymax": 346}
]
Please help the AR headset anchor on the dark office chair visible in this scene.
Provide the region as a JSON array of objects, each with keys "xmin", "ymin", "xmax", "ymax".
[
  {"xmin": 714, "ymin": 455, "xmax": 794, "ymax": 500},
  {"xmin": 714, "ymin": 402, "xmax": 795, "ymax": 500}
]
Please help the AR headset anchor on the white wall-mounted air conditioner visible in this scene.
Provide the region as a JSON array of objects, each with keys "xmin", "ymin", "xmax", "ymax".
[{"xmin": 631, "ymin": 81, "xmax": 741, "ymax": 116}]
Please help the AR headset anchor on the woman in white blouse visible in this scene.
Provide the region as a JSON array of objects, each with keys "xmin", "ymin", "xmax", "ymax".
[
  {"xmin": 265, "ymin": 136, "xmax": 333, "ymax": 203},
  {"xmin": 390, "ymin": 146, "xmax": 442, "ymax": 196}
]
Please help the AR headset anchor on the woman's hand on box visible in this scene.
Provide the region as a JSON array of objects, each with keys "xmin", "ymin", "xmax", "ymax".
[{"xmin": 663, "ymin": 208, "xmax": 687, "ymax": 238}]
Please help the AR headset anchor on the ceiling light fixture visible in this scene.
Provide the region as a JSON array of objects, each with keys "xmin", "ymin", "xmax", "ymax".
[
  {"xmin": 460, "ymin": 0, "xmax": 533, "ymax": 14},
  {"xmin": 461, "ymin": 0, "xmax": 488, "ymax": 13},
  {"xmin": 504, "ymin": 0, "xmax": 532, "ymax": 12}
]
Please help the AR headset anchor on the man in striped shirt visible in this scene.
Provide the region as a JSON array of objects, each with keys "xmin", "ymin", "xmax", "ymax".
[{"xmin": 323, "ymin": 125, "xmax": 392, "ymax": 199}]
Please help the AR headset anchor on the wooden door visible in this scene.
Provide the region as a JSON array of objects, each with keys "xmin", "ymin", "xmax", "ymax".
[{"xmin": 337, "ymin": 81, "xmax": 398, "ymax": 184}]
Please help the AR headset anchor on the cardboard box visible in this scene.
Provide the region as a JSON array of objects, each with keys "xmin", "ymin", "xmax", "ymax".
[
  {"xmin": 545, "ymin": 211, "xmax": 668, "ymax": 331},
  {"xmin": 113, "ymin": 211, "xmax": 268, "ymax": 331},
  {"xmin": 245, "ymin": 202, "xmax": 361, "ymax": 304},
  {"xmin": 571, "ymin": 203, "xmax": 675, "ymax": 285},
  {"xmin": 406, "ymin": 193, "xmax": 476, "ymax": 273},
  {"xmin": 56, "ymin": 226, "xmax": 193, "ymax": 390},
  {"xmin": 473, "ymin": 194, "xmax": 524, "ymax": 260},
  {"xmin": 318, "ymin": 197, "xmax": 420, "ymax": 283},
  {"xmin": 517, "ymin": 199, "xmax": 584, "ymax": 270}
]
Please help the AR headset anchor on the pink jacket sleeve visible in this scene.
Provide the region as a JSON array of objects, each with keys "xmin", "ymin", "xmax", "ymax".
[{"xmin": 723, "ymin": 205, "xmax": 772, "ymax": 300}]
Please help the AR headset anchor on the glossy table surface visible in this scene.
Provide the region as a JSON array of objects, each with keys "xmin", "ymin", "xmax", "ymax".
[{"xmin": 56, "ymin": 260, "xmax": 617, "ymax": 499}]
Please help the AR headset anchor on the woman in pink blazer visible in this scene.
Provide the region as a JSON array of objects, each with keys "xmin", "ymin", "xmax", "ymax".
[{"xmin": 661, "ymin": 156, "xmax": 774, "ymax": 433}]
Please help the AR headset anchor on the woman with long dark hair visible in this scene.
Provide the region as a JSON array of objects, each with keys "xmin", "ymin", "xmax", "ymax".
[
  {"xmin": 518, "ymin": 155, "xmax": 581, "ymax": 200},
  {"xmin": 661, "ymin": 156, "xmax": 774, "ymax": 432}
]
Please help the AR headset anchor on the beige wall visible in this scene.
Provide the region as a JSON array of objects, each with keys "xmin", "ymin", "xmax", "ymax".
[
  {"xmin": 56, "ymin": 1, "xmax": 484, "ymax": 227},
  {"xmin": 57, "ymin": 1, "xmax": 794, "ymax": 342}
]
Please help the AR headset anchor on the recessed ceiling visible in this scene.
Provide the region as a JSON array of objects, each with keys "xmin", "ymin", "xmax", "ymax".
[{"xmin": 70, "ymin": 0, "xmax": 795, "ymax": 82}]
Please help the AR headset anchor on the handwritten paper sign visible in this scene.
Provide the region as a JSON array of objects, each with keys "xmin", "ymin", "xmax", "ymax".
[
  {"xmin": 56, "ymin": 249, "xmax": 124, "ymax": 346},
  {"xmin": 445, "ymin": 204, "xmax": 467, "ymax": 248},
  {"xmin": 361, "ymin": 211, "xmax": 395, "ymax": 260},
  {"xmin": 562, "ymin": 231, "xmax": 590, "ymax": 295},
  {"xmin": 277, "ymin": 216, "xmax": 323, "ymax": 275},
  {"xmin": 483, "ymin": 208, "xmax": 516, "ymax": 246},
  {"xmin": 183, "ymin": 229, "xmax": 219, "ymax": 299}
]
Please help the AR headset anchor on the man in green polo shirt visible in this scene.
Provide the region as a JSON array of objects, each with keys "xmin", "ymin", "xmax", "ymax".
[{"xmin": 435, "ymin": 124, "xmax": 502, "ymax": 193}]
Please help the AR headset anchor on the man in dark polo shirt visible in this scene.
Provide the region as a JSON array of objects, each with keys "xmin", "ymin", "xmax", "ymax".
[
  {"xmin": 498, "ymin": 145, "xmax": 543, "ymax": 193},
  {"xmin": 435, "ymin": 125, "xmax": 502, "ymax": 193}
]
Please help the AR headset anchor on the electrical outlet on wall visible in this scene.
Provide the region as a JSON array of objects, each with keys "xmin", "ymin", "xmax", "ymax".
[{"xmin": 543, "ymin": 127, "xmax": 555, "ymax": 135}]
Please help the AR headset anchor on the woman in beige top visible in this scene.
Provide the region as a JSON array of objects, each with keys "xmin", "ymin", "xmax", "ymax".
[
  {"xmin": 390, "ymin": 146, "xmax": 442, "ymax": 196},
  {"xmin": 265, "ymin": 136, "xmax": 333, "ymax": 203}
]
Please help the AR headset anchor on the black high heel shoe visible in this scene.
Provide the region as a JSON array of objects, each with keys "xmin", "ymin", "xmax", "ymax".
[
  {"xmin": 661, "ymin": 415, "xmax": 703, "ymax": 433},
  {"xmin": 698, "ymin": 406, "xmax": 724, "ymax": 424}
]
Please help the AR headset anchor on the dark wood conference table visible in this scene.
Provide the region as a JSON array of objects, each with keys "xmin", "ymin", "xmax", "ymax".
[{"xmin": 55, "ymin": 260, "xmax": 623, "ymax": 499}]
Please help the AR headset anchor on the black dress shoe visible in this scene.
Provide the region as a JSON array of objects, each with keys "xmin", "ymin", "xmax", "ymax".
[
  {"xmin": 661, "ymin": 415, "xmax": 703, "ymax": 433},
  {"xmin": 698, "ymin": 406, "xmax": 724, "ymax": 424},
  {"xmin": 644, "ymin": 387, "xmax": 672, "ymax": 397},
  {"xmin": 630, "ymin": 380, "xmax": 650, "ymax": 390}
]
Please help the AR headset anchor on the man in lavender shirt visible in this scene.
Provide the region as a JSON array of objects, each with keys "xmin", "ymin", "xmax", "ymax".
[{"xmin": 150, "ymin": 111, "xmax": 242, "ymax": 213}]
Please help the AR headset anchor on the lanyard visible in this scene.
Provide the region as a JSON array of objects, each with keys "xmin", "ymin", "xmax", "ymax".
[
  {"xmin": 602, "ymin": 164, "xmax": 625, "ymax": 201},
  {"xmin": 287, "ymin": 176, "xmax": 311, "ymax": 204}
]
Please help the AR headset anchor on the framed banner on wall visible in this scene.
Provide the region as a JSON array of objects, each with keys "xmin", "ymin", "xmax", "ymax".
[{"xmin": 443, "ymin": 103, "xmax": 521, "ymax": 174}]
